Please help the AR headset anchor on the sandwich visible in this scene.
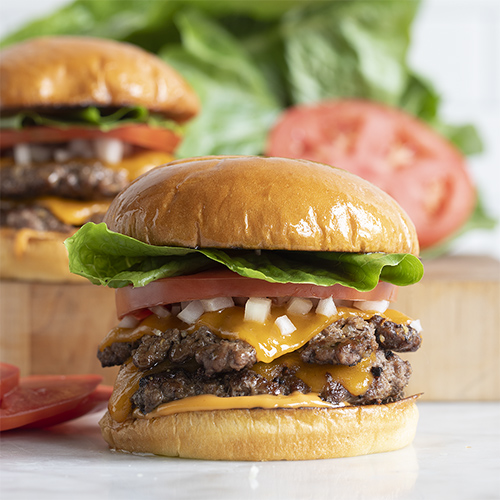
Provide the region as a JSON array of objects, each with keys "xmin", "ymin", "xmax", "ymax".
[
  {"xmin": 0, "ymin": 36, "xmax": 199, "ymax": 281},
  {"xmin": 66, "ymin": 155, "xmax": 424, "ymax": 460}
]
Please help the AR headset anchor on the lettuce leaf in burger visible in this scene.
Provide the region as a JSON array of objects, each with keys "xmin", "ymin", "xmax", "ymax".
[{"xmin": 66, "ymin": 155, "xmax": 424, "ymax": 460}]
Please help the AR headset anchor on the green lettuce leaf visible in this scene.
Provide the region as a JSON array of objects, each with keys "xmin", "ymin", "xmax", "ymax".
[
  {"xmin": 0, "ymin": 0, "xmax": 482, "ymax": 157},
  {"xmin": 0, "ymin": 106, "xmax": 181, "ymax": 133},
  {"xmin": 65, "ymin": 223, "xmax": 424, "ymax": 289},
  {"xmin": 282, "ymin": 1, "xmax": 417, "ymax": 107},
  {"xmin": 160, "ymin": 10, "xmax": 281, "ymax": 156}
]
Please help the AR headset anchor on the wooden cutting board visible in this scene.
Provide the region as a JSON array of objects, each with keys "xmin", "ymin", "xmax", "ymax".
[
  {"xmin": 0, "ymin": 280, "xmax": 119, "ymax": 386},
  {"xmin": 395, "ymin": 255, "xmax": 500, "ymax": 400},
  {"xmin": 1, "ymin": 255, "xmax": 498, "ymax": 398}
]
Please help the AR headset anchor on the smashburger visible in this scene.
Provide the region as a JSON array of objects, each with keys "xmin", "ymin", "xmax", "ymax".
[
  {"xmin": 66, "ymin": 156, "xmax": 424, "ymax": 460},
  {"xmin": 0, "ymin": 36, "xmax": 198, "ymax": 282}
]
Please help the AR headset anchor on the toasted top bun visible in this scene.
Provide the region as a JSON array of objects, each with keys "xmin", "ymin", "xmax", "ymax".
[
  {"xmin": 104, "ymin": 155, "xmax": 419, "ymax": 255},
  {"xmin": 0, "ymin": 36, "xmax": 199, "ymax": 122},
  {"xmin": 99, "ymin": 396, "xmax": 419, "ymax": 460}
]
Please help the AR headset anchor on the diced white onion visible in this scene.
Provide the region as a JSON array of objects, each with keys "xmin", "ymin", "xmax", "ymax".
[
  {"xmin": 410, "ymin": 319, "xmax": 423, "ymax": 333},
  {"xmin": 177, "ymin": 300, "xmax": 204, "ymax": 324},
  {"xmin": 201, "ymin": 296, "xmax": 234, "ymax": 312},
  {"xmin": 30, "ymin": 144, "xmax": 52, "ymax": 163},
  {"xmin": 69, "ymin": 139, "xmax": 93, "ymax": 158},
  {"xmin": 287, "ymin": 297, "xmax": 313, "ymax": 315},
  {"xmin": 316, "ymin": 297, "xmax": 337, "ymax": 317},
  {"xmin": 150, "ymin": 305, "xmax": 171, "ymax": 318},
  {"xmin": 275, "ymin": 315, "xmax": 296, "ymax": 336},
  {"xmin": 118, "ymin": 315, "xmax": 140, "ymax": 329},
  {"xmin": 354, "ymin": 300, "xmax": 390, "ymax": 313},
  {"xmin": 14, "ymin": 143, "xmax": 31, "ymax": 166},
  {"xmin": 244, "ymin": 297, "xmax": 271, "ymax": 323},
  {"xmin": 94, "ymin": 138, "xmax": 124, "ymax": 164},
  {"xmin": 54, "ymin": 148, "xmax": 72, "ymax": 163}
]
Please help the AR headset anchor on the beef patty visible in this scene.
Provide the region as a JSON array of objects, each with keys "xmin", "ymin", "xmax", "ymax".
[
  {"xmin": 0, "ymin": 160, "xmax": 128, "ymax": 231},
  {"xmin": 99, "ymin": 314, "xmax": 421, "ymax": 415},
  {"xmin": 1, "ymin": 161, "xmax": 128, "ymax": 200}
]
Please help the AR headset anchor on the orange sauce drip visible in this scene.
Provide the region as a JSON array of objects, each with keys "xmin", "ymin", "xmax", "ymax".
[{"xmin": 139, "ymin": 392, "xmax": 343, "ymax": 419}]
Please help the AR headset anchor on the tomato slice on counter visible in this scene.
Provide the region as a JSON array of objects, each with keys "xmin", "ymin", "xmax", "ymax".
[
  {"xmin": 20, "ymin": 384, "xmax": 113, "ymax": 429},
  {"xmin": 0, "ymin": 373, "xmax": 108, "ymax": 431},
  {"xmin": 266, "ymin": 99, "xmax": 476, "ymax": 249},
  {"xmin": 116, "ymin": 269, "xmax": 398, "ymax": 319},
  {"xmin": 0, "ymin": 125, "xmax": 180, "ymax": 154},
  {"xmin": 0, "ymin": 363, "xmax": 20, "ymax": 401}
]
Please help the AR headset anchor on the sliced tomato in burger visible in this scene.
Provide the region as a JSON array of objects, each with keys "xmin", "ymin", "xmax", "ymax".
[
  {"xmin": 266, "ymin": 99, "xmax": 476, "ymax": 249},
  {"xmin": 0, "ymin": 372, "xmax": 111, "ymax": 431},
  {"xmin": 0, "ymin": 125, "xmax": 180, "ymax": 154},
  {"xmin": 0, "ymin": 362, "xmax": 20, "ymax": 401},
  {"xmin": 116, "ymin": 269, "xmax": 398, "ymax": 319}
]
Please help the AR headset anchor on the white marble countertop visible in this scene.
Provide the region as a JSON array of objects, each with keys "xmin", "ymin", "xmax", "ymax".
[{"xmin": 1, "ymin": 402, "xmax": 499, "ymax": 500}]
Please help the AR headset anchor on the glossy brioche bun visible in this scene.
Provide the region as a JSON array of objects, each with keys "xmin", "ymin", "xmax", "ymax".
[
  {"xmin": 0, "ymin": 227, "xmax": 84, "ymax": 283},
  {"xmin": 104, "ymin": 155, "xmax": 419, "ymax": 255},
  {"xmin": 99, "ymin": 396, "xmax": 419, "ymax": 460},
  {"xmin": 0, "ymin": 36, "xmax": 199, "ymax": 122}
]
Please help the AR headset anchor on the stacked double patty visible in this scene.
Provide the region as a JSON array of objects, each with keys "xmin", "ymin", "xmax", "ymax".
[
  {"xmin": 99, "ymin": 312, "xmax": 421, "ymax": 415},
  {"xmin": 0, "ymin": 36, "xmax": 199, "ymax": 281},
  {"xmin": 0, "ymin": 158, "xmax": 127, "ymax": 233}
]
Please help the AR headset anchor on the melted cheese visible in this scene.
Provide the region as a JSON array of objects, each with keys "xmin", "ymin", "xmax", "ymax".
[
  {"xmin": 109, "ymin": 357, "xmax": 357, "ymax": 422},
  {"xmin": 252, "ymin": 352, "xmax": 375, "ymax": 396},
  {"xmin": 108, "ymin": 360, "xmax": 143, "ymax": 423},
  {"xmin": 3, "ymin": 151, "xmax": 173, "ymax": 225},
  {"xmin": 199, "ymin": 306, "xmax": 333, "ymax": 362},
  {"xmin": 105, "ymin": 151, "xmax": 173, "ymax": 180},
  {"xmin": 203, "ymin": 306, "xmax": 411, "ymax": 363},
  {"xmin": 1, "ymin": 150, "xmax": 173, "ymax": 177},
  {"xmin": 101, "ymin": 306, "xmax": 412, "ymax": 364},
  {"xmin": 99, "ymin": 314, "xmax": 185, "ymax": 351},
  {"xmin": 105, "ymin": 296, "xmax": 413, "ymax": 421},
  {"xmin": 37, "ymin": 197, "xmax": 112, "ymax": 226},
  {"xmin": 140, "ymin": 392, "xmax": 344, "ymax": 419}
]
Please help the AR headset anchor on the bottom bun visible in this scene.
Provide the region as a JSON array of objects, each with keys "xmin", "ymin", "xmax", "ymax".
[
  {"xmin": 99, "ymin": 396, "xmax": 419, "ymax": 461},
  {"xmin": 0, "ymin": 227, "xmax": 84, "ymax": 283}
]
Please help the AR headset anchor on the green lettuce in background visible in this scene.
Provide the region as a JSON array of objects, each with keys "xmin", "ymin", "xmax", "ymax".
[
  {"xmin": 0, "ymin": 0, "xmax": 483, "ymax": 157},
  {"xmin": 0, "ymin": 106, "xmax": 182, "ymax": 132},
  {"xmin": 1, "ymin": 0, "xmax": 495, "ymax": 239},
  {"xmin": 65, "ymin": 223, "xmax": 424, "ymax": 289}
]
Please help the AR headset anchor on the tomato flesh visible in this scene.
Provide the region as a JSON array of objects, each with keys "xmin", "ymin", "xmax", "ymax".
[
  {"xmin": 266, "ymin": 99, "xmax": 476, "ymax": 249},
  {"xmin": 116, "ymin": 269, "xmax": 398, "ymax": 319},
  {"xmin": 0, "ymin": 363, "xmax": 20, "ymax": 401},
  {"xmin": 0, "ymin": 374, "xmax": 103, "ymax": 431},
  {"xmin": 0, "ymin": 125, "xmax": 180, "ymax": 154},
  {"xmin": 21, "ymin": 385, "xmax": 113, "ymax": 429}
]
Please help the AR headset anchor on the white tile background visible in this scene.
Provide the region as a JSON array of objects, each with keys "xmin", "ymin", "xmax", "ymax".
[
  {"xmin": 409, "ymin": 0, "xmax": 500, "ymax": 258},
  {"xmin": 1, "ymin": 0, "xmax": 499, "ymax": 258}
]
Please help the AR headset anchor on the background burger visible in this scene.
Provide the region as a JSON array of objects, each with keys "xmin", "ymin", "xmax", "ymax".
[
  {"xmin": 0, "ymin": 36, "xmax": 199, "ymax": 282},
  {"xmin": 66, "ymin": 155, "xmax": 424, "ymax": 460}
]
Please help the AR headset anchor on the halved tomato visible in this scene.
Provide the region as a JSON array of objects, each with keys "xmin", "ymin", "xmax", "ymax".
[
  {"xmin": 116, "ymin": 268, "xmax": 398, "ymax": 319},
  {"xmin": 0, "ymin": 373, "xmax": 105, "ymax": 431},
  {"xmin": 0, "ymin": 363, "xmax": 20, "ymax": 401},
  {"xmin": 266, "ymin": 99, "xmax": 476, "ymax": 249},
  {"xmin": 0, "ymin": 125, "xmax": 180, "ymax": 154}
]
